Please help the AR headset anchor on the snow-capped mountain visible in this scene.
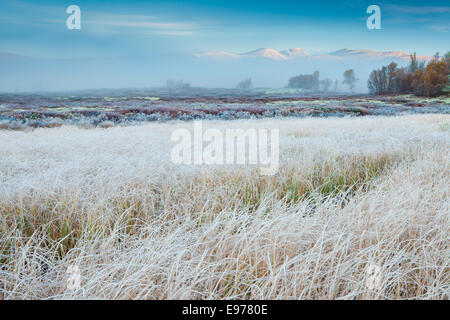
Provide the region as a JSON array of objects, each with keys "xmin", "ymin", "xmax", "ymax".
[
  {"xmin": 280, "ymin": 48, "xmax": 310, "ymax": 58},
  {"xmin": 330, "ymin": 48, "xmax": 410, "ymax": 58},
  {"xmin": 196, "ymin": 47, "xmax": 432, "ymax": 61},
  {"xmin": 329, "ymin": 48, "xmax": 432, "ymax": 61},
  {"xmin": 196, "ymin": 48, "xmax": 310, "ymax": 60},
  {"xmin": 244, "ymin": 48, "xmax": 289, "ymax": 60},
  {"xmin": 194, "ymin": 50, "xmax": 240, "ymax": 59}
]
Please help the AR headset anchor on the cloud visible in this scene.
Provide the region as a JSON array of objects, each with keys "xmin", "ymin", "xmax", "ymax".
[
  {"xmin": 383, "ymin": 4, "xmax": 449, "ymax": 32},
  {"xmin": 385, "ymin": 5, "xmax": 450, "ymax": 14},
  {"xmin": 39, "ymin": 9, "xmax": 201, "ymax": 36},
  {"xmin": 86, "ymin": 20, "xmax": 200, "ymax": 30},
  {"xmin": 144, "ymin": 30, "xmax": 197, "ymax": 36},
  {"xmin": 428, "ymin": 25, "xmax": 449, "ymax": 32},
  {"xmin": 69, "ymin": 11, "xmax": 202, "ymax": 36}
]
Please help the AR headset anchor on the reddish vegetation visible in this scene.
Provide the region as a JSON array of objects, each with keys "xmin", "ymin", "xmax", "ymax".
[
  {"xmin": 119, "ymin": 107, "xmax": 191, "ymax": 117},
  {"xmin": 0, "ymin": 94, "xmax": 447, "ymax": 128},
  {"xmin": 405, "ymin": 102, "xmax": 426, "ymax": 107},
  {"xmin": 160, "ymin": 95, "xmax": 365, "ymax": 104}
]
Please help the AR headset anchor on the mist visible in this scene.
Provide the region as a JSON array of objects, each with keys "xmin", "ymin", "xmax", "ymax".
[{"xmin": 0, "ymin": 52, "xmax": 413, "ymax": 93}]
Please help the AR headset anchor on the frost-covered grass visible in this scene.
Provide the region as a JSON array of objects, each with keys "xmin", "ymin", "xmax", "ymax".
[
  {"xmin": 0, "ymin": 114, "xmax": 449, "ymax": 299},
  {"xmin": 0, "ymin": 92, "xmax": 448, "ymax": 129}
]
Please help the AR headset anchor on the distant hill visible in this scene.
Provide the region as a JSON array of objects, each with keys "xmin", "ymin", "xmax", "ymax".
[{"xmin": 196, "ymin": 47, "xmax": 432, "ymax": 61}]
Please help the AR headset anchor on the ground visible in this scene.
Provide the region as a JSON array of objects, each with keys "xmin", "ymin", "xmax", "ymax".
[
  {"xmin": 0, "ymin": 89, "xmax": 449, "ymax": 129},
  {"xmin": 0, "ymin": 112, "xmax": 448, "ymax": 299}
]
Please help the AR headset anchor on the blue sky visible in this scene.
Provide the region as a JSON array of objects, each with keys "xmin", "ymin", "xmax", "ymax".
[{"xmin": 0, "ymin": 0, "xmax": 448, "ymax": 59}]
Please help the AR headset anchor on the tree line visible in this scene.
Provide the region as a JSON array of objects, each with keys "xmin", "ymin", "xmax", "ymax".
[
  {"xmin": 368, "ymin": 52, "xmax": 450, "ymax": 97},
  {"xmin": 285, "ymin": 51, "xmax": 449, "ymax": 97},
  {"xmin": 287, "ymin": 69, "xmax": 357, "ymax": 92}
]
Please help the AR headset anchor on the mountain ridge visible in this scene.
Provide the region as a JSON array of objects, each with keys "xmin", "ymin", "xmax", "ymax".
[{"xmin": 196, "ymin": 47, "xmax": 433, "ymax": 61}]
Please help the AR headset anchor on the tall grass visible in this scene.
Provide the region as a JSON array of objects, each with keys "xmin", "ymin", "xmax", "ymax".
[{"xmin": 0, "ymin": 115, "xmax": 448, "ymax": 299}]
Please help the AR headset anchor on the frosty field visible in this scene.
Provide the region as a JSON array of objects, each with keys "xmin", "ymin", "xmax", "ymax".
[
  {"xmin": 0, "ymin": 114, "xmax": 449, "ymax": 299},
  {"xmin": 1, "ymin": 90, "xmax": 449, "ymax": 130}
]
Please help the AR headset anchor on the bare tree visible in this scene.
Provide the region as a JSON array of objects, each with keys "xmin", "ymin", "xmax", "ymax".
[
  {"xmin": 320, "ymin": 78, "xmax": 332, "ymax": 92},
  {"xmin": 343, "ymin": 69, "xmax": 358, "ymax": 92},
  {"xmin": 334, "ymin": 79, "xmax": 339, "ymax": 92},
  {"xmin": 166, "ymin": 80, "xmax": 190, "ymax": 90},
  {"xmin": 236, "ymin": 78, "xmax": 252, "ymax": 91},
  {"xmin": 409, "ymin": 53, "xmax": 419, "ymax": 73}
]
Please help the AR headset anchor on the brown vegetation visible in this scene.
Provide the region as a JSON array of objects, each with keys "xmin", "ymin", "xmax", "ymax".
[{"xmin": 368, "ymin": 52, "xmax": 450, "ymax": 97}]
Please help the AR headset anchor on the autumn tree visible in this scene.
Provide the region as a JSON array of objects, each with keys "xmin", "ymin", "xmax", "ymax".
[
  {"xmin": 368, "ymin": 67, "xmax": 387, "ymax": 95},
  {"xmin": 444, "ymin": 51, "xmax": 450, "ymax": 93},
  {"xmin": 368, "ymin": 53, "xmax": 449, "ymax": 97},
  {"xmin": 422, "ymin": 59, "xmax": 448, "ymax": 97},
  {"xmin": 396, "ymin": 68, "xmax": 416, "ymax": 93},
  {"xmin": 445, "ymin": 52, "xmax": 450, "ymax": 65},
  {"xmin": 445, "ymin": 51, "xmax": 450, "ymax": 69},
  {"xmin": 411, "ymin": 68, "xmax": 425, "ymax": 96}
]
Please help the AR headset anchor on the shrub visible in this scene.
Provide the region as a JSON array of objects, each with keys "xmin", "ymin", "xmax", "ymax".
[
  {"xmin": 98, "ymin": 121, "xmax": 115, "ymax": 129},
  {"xmin": 0, "ymin": 120, "xmax": 26, "ymax": 131}
]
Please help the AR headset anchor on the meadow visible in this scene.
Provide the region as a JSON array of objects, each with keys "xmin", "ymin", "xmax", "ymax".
[
  {"xmin": 1, "ymin": 90, "xmax": 449, "ymax": 130},
  {"xmin": 0, "ymin": 113, "xmax": 448, "ymax": 299}
]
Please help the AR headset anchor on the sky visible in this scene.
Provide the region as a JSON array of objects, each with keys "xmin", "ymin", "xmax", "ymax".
[{"xmin": 0, "ymin": 0, "xmax": 449, "ymax": 59}]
